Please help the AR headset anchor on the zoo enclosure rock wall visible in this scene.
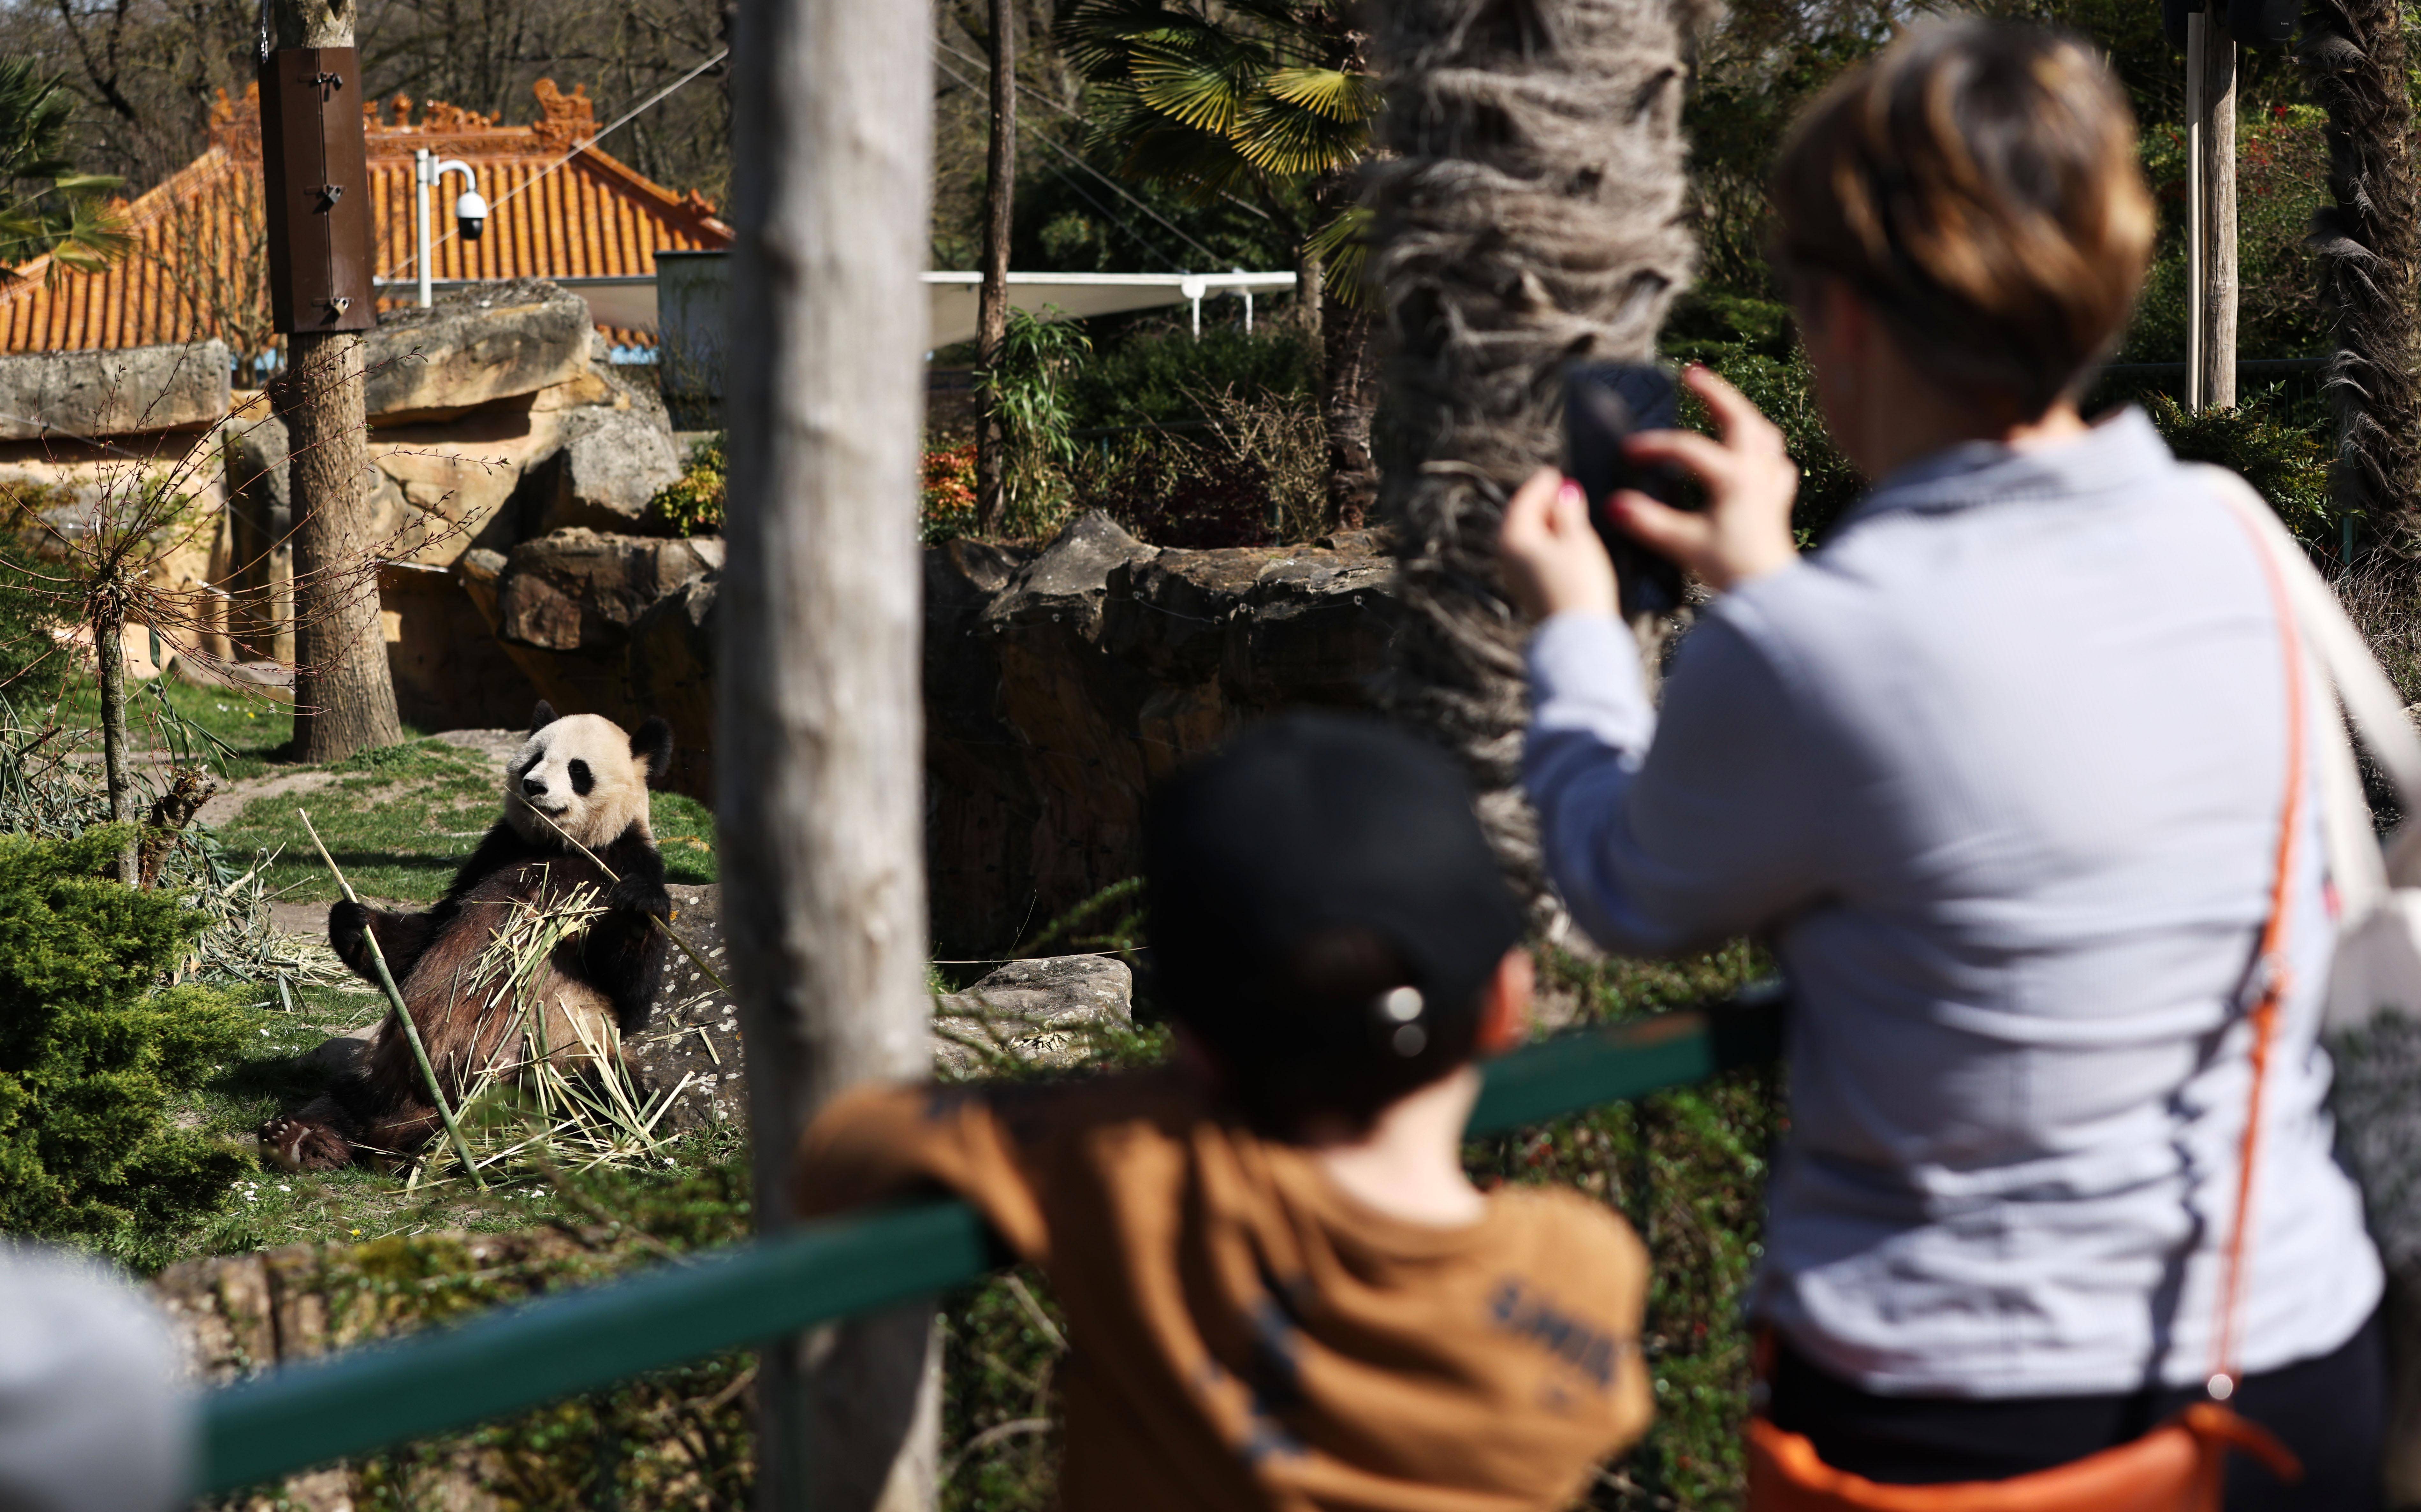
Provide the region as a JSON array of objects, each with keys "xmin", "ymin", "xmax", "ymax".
[{"xmin": 222, "ymin": 280, "xmax": 689, "ymax": 733}]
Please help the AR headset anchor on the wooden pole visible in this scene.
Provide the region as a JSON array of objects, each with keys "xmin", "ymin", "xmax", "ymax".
[
  {"xmin": 972, "ymin": 0, "xmax": 1017, "ymax": 534},
  {"xmin": 270, "ymin": 0, "xmax": 404, "ymax": 763},
  {"xmin": 722, "ymin": 0, "xmax": 937, "ymax": 1506},
  {"xmin": 2186, "ymin": 11, "xmax": 2239, "ymax": 412}
]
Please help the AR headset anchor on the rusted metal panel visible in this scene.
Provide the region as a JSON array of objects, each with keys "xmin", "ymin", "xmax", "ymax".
[{"xmin": 259, "ymin": 47, "xmax": 376, "ymax": 335}]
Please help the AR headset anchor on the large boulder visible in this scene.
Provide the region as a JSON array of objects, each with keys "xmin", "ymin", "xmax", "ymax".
[
  {"xmin": 927, "ymin": 517, "xmax": 1398, "ymax": 951},
  {"xmin": 934, "ymin": 955, "xmax": 1135, "ymax": 1074},
  {"xmin": 0, "ymin": 340, "xmax": 230, "ymax": 439},
  {"xmin": 621, "ymin": 885, "xmax": 1137, "ymax": 1132},
  {"xmin": 366, "ymin": 279, "xmax": 593, "ymax": 421},
  {"xmin": 493, "ymin": 530, "xmax": 723, "ymax": 652},
  {"xmin": 529, "ymin": 405, "xmax": 686, "ymax": 535}
]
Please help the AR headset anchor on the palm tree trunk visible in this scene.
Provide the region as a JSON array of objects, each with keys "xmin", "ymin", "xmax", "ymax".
[
  {"xmin": 1366, "ymin": 0, "xmax": 1701, "ymax": 911},
  {"xmin": 2304, "ymin": 0, "xmax": 2421, "ymax": 553}
]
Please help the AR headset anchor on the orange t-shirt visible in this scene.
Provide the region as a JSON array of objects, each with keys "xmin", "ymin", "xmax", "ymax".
[{"xmin": 794, "ymin": 1070, "xmax": 1654, "ymax": 1512}]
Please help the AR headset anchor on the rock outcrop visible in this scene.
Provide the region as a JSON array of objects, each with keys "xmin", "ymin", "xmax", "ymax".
[
  {"xmin": 0, "ymin": 340, "xmax": 230, "ymax": 439},
  {"xmin": 928, "ymin": 512, "xmax": 1396, "ymax": 950},
  {"xmin": 528, "ymin": 405, "xmax": 687, "ymax": 534},
  {"xmin": 365, "ymin": 279, "xmax": 595, "ymax": 421}
]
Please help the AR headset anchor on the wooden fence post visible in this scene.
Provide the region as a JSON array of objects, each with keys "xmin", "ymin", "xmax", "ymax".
[
  {"xmin": 721, "ymin": 0, "xmax": 939, "ymax": 1507},
  {"xmin": 2186, "ymin": 9, "xmax": 2238, "ymax": 412}
]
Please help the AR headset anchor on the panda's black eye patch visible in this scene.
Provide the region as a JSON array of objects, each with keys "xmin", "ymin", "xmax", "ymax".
[{"xmin": 567, "ymin": 758, "xmax": 593, "ymax": 796}]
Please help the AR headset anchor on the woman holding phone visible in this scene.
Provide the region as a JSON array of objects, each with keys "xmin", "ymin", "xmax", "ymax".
[{"xmin": 1498, "ymin": 20, "xmax": 2385, "ymax": 1507}]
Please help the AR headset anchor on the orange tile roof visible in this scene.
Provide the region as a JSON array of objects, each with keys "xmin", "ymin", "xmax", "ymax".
[{"xmin": 0, "ymin": 79, "xmax": 731, "ymax": 356}]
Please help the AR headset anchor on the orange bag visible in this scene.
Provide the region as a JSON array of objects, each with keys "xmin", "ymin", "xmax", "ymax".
[{"xmin": 1743, "ymin": 498, "xmax": 2313, "ymax": 1512}]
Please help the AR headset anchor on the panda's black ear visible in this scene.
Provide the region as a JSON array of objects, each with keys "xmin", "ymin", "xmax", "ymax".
[
  {"xmin": 631, "ymin": 717, "xmax": 675, "ymax": 789},
  {"xmin": 529, "ymin": 701, "xmax": 558, "ymax": 734}
]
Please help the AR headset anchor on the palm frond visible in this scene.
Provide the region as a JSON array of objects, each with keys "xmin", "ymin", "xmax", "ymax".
[
  {"xmin": 1261, "ymin": 66, "xmax": 1383, "ymax": 124},
  {"xmin": 1117, "ymin": 121, "xmax": 1265, "ymax": 201},
  {"xmin": 1231, "ymin": 89, "xmax": 1370, "ymax": 177},
  {"xmin": 1057, "ymin": 0, "xmax": 1213, "ymax": 82},
  {"xmin": 1305, "ymin": 204, "xmax": 1372, "ymax": 307},
  {"xmin": 1129, "ymin": 32, "xmax": 1266, "ymax": 136}
]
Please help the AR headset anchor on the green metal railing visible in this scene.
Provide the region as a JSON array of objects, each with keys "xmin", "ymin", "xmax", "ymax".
[{"xmin": 196, "ymin": 987, "xmax": 1785, "ymax": 1495}]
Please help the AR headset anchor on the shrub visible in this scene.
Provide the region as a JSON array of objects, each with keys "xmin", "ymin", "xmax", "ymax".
[
  {"xmin": 647, "ymin": 434, "xmax": 726, "ymax": 538},
  {"xmin": 0, "ymin": 826, "xmax": 247, "ymax": 1261},
  {"xmin": 2141, "ymin": 393, "xmax": 2335, "ymax": 544},
  {"xmin": 1061, "ymin": 321, "xmax": 1316, "ymax": 434}
]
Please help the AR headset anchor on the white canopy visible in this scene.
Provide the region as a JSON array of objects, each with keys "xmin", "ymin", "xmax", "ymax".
[
  {"xmin": 388, "ymin": 265, "xmax": 1299, "ymax": 348},
  {"xmin": 922, "ymin": 271, "xmax": 1299, "ymax": 347}
]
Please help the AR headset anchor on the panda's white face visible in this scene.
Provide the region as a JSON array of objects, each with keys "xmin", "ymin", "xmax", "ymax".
[{"xmin": 506, "ymin": 713, "xmax": 655, "ymax": 850}]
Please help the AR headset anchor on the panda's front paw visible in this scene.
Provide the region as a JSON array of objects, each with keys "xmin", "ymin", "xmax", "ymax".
[
  {"xmin": 328, "ymin": 900, "xmax": 370, "ymax": 967},
  {"xmin": 607, "ymin": 877, "xmax": 672, "ymax": 919}
]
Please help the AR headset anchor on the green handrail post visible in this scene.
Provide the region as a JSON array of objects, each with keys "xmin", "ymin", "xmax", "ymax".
[{"xmin": 196, "ymin": 987, "xmax": 1785, "ymax": 1495}]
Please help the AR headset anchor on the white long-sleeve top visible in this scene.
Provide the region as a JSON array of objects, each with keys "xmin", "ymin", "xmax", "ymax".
[{"xmin": 1522, "ymin": 407, "xmax": 2381, "ymax": 1395}]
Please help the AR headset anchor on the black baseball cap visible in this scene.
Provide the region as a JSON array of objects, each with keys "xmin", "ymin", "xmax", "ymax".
[{"xmin": 1143, "ymin": 712, "xmax": 1527, "ymax": 1121}]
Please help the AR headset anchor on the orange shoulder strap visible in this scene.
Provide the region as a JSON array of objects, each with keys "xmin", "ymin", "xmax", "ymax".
[{"xmin": 2209, "ymin": 502, "xmax": 2310, "ymax": 1398}]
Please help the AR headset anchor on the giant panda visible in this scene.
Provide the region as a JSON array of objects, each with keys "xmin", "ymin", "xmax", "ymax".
[{"xmin": 260, "ymin": 703, "xmax": 676, "ymax": 1171}]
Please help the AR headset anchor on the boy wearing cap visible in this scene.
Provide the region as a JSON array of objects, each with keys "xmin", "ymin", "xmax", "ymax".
[{"xmin": 795, "ymin": 713, "xmax": 1654, "ymax": 1512}]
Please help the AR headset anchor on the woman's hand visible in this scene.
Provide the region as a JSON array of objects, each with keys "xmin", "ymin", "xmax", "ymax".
[
  {"xmin": 1498, "ymin": 365, "xmax": 1800, "ymax": 621},
  {"xmin": 1614, "ymin": 365, "xmax": 1798, "ymax": 593},
  {"xmin": 1499, "ymin": 469, "xmax": 1618, "ymax": 621}
]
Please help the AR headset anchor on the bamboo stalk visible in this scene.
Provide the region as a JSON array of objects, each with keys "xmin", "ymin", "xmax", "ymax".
[{"xmin": 297, "ymin": 807, "xmax": 485, "ymax": 1190}]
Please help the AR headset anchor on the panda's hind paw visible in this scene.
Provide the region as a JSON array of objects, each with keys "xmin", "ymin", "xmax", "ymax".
[{"xmin": 258, "ymin": 1113, "xmax": 352, "ymax": 1171}]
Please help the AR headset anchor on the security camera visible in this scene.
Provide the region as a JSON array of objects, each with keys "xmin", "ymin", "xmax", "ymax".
[{"xmin": 455, "ymin": 189, "xmax": 488, "ymax": 242}]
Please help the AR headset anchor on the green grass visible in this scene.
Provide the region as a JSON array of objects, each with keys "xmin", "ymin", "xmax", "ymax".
[
  {"xmin": 212, "ymin": 738, "xmax": 718, "ymax": 904},
  {"xmin": 39, "ymin": 674, "xmax": 296, "ymax": 781}
]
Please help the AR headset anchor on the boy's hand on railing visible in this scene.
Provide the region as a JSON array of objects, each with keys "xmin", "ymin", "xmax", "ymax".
[
  {"xmin": 1499, "ymin": 468, "xmax": 1619, "ymax": 621},
  {"xmin": 1614, "ymin": 365, "xmax": 1798, "ymax": 593}
]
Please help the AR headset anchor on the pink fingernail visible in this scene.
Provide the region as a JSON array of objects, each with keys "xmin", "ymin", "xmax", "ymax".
[{"xmin": 1559, "ymin": 481, "xmax": 1583, "ymax": 506}]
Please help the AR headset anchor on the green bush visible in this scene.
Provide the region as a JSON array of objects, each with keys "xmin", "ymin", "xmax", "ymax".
[
  {"xmin": 1061, "ymin": 321, "xmax": 1316, "ymax": 435},
  {"xmin": 2141, "ymin": 392, "xmax": 2336, "ymax": 544},
  {"xmin": 0, "ymin": 826, "xmax": 247, "ymax": 1259}
]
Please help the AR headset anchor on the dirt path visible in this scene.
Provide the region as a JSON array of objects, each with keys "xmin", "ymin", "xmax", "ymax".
[{"xmin": 194, "ymin": 727, "xmax": 523, "ymax": 832}]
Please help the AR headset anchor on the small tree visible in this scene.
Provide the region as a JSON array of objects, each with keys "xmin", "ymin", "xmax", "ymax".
[{"xmin": 0, "ymin": 369, "xmax": 456, "ymax": 881}]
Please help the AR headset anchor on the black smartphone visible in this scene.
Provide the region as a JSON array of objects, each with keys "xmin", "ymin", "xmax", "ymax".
[{"xmin": 1563, "ymin": 362, "xmax": 1685, "ymax": 617}]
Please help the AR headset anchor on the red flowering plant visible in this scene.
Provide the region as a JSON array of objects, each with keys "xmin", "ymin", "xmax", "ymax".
[{"xmin": 921, "ymin": 444, "xmax": 977, "ymax": 543}]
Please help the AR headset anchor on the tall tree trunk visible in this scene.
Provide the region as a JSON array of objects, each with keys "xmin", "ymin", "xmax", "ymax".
[
  {"xmin": 2304, "ymin": 0, "xmax": 2421, "ymax": 552},
  {"xmin": 272, "ymin": 0, "xmax": 401, "ymax": 763},
  {"xmin": 723, "ymin": 0, "xmax": 937, "ymax": 1508},
  {"xmin": 973, "ymin": 0, "xmax": 1017, "ymax": 534},
  {"xmin": 1366, "ymin": 0, "xmax": 1700, "ymax": 914},
  {"xmin": 283, "ymin": 330, "xmax": 402, "ymax": 761}
]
